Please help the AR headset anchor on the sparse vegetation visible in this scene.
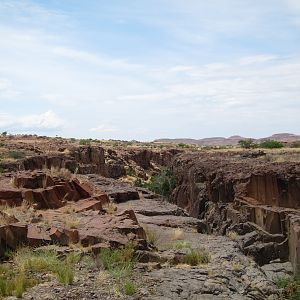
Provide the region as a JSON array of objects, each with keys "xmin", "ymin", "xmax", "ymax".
[
  {"xmin": 0, "ymin": 247, "xmax": 79, "ymax": 298},
  {"xmin": 182, "ymin": 249, "xmax": 210, "ymax": 266},
  {"xmin": 79, "ymin": 139, "xmax": 91, "ymax": 145},
  {"xmin": 64, "ymin": 215, "xmax": 81, "ymax": 229},
  {"xmin": 238, "ymin": 139, "xmax": 257, "ymax": 149},
  {"xmin": 126, "ymin": 167, "xmax": 136, "ymax": 177},
  {"xmin": 291, "ymin": 141, "xmax": 300, "ymax": 148},
  {"xmin": 276, "ymin": 275, "xmax": 300, "ymax": 299},
  {"xmin": 171, "ymin": 228, "xmax": 183, "ymax": 241},
  {"xmin": 123, "ymin": 280, "xmax": 137, "ymax": 295},
  {"xmin": 178, "ymin": 143, "xmax": 190, "ymax": 148},
  {"xmin": 99, "ymin": 242, "xmax": 135, "ymax": 282},
  {"xmin": 227, "ymin": 231, "xmax": 238, "ymax": 240},
  {"xmin": 103, "ymin": 202, "xmax": 118, "ymax": 214},
  {"xmin": 8, "ymin": 151, "xmax": 25, "ymax": 160},
  {"xmin": 144, "ymin": 226, "xmax": 161, "ymax": 246},
  {"xmin": 174, "ymin": 241, "xmax": 191, "ymax": 249},
  {"xmin": 259, "ymin": 139, "xmax": 284, "ymax": 149},
  {"xmin": 49, "ymin": 166, "xmax": 73, "ymax": 181},
  {"xmin": 145, "ymin": 167, "xmax": 176, "ymax": 198}
]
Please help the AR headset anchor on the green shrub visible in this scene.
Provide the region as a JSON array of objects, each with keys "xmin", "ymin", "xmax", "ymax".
[
  {"xmin": 54, "ymin": 264, "xmax": 74, "ymax": 285},
  {"xmin": 126, "ymin": 167, "xmax": 136, "ymax": 177},
  {"xmin": 145, "ymin": 167, "xmax": 176, "ymax": 198},
  {"xmin": 259, "ymin": 139, "xmax": 284, "ymax": 149},
  {"xmin": 174, "ymin": 241, "xmax": 191, "ymax": 250},
  {"xmin": 8, "ymin": 151, "xmax": 25, "ymax": 160},
  {"xmin": 99, "ymin": 243, "xmax": 135, "ymax": 281},
  {"xmin": 123, "ymin": 280, "xmax": 137, "ymax": 295},
  {"xmin": 183, "ymin": 249, "xmax": 210, "ymax": 266},
  {"xmin": 178, "ymin": 143, "xmax": 190, "ymax": 148},
  {"xmin": 133, "ymin": 178, "xmax": 144, "ymax": 187},
  {"xmin": 238, "ymin": 139, "xmax": 257, "ymax": 149},
  {"xmin": 0, "ymin": 247, "xmax": 80, "ymax": 298},
  {"xmin": 275, "ymin": 274, "xmax": 300, "ymax": 299},
  {"xmin": 79, "ymin": 139, "xmax": 91, "ymax": 145}
]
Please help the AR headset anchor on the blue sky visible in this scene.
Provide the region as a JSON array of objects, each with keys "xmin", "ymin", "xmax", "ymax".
[{"xmin": 0, "ymin": 0, "xmax": 299, "ymax": 140}]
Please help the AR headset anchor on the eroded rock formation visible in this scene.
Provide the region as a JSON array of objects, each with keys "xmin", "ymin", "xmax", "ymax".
[
  {"xmin": 0, "ymin": 171, "xmax": 147, "ymax": 254},
  {"xmin": 170, "ymin": 152, "xmax": 300, "ymax": 273}
]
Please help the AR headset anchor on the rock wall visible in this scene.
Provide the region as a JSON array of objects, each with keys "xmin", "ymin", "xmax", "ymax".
[
  {"xmin": 0, "ymin": 146, "xmax": 179, "ymax": 179},
  {"xmin": 170, "ymin": 152, "xmax": 300, "ymax": 273}
]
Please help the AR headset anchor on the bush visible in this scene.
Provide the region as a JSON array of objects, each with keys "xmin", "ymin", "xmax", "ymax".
[
  {"xmin": 276, "ymin": 275, "xmax": 300, "ymax": 299},
  {"xmin": 259, "ymin": 139, "xmax": 284, "ymax": 149},
  {"xmin": 178, "ymin": 143, "xmax": 190, "ymax": 148},
  {"xmin": 79, "ymin": 139, "xmax": 91, "ymax": 145},
  {"xmin": 123, "ymin": 280, "xmax": 137, "ymax": 295},
  {"xmin": 126, "ymin": 167, "xmax": 136, "ymax": 177},
  {"xmin": 99, "ymin": 243, "xmax": 135, "ymax": 281},
  {"xmin": 238, "ymin": 139, "xmax": 257, "ymax": 149},
  {"xmin": 8, "ymin": 151, "xmax": 25, "ymax": 160},
  {"xmin": 133, "ymin": 178, "xmax": 143, "ymax": 187},
  {"xmin": 183, "ymin": 249, "xmax": 210, "ymax": 266},
  {"xmin": 145, "ymin": 167, "xmax": 176, "ymax": 198}
]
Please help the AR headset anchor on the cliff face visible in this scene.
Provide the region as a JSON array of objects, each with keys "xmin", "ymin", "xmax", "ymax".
[
  {"xmin": 170, "ymin": 152, "xmax": 300, "ymax": 273},
  {"xmin": 0, "ymin": 146, "xmax": 180, "ymax": 179}
]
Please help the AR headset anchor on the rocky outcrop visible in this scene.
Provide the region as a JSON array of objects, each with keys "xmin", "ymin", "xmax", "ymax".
[
  {"xmin": 0, "ymin": 171, "xmax": 91, "ymax": 209},
  {"xmin": 170, "ymin": 152, "xmax": 300, "ymax": 273},
  {"xmin": 0, "ymin": 146, "xmax": 179, "ymax": 180},
  {"xmin": 0, "ymin": 171, "xmax": 147, "ymax": 252}
]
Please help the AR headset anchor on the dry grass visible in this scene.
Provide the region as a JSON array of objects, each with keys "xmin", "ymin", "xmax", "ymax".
[
  {"xmin": 48, "ymin": 166, "xmax": 73, "ymax": 181},
  {"xmin": 0, "ymin": 200, "xmax": 35, "ymax": 225},
  {"xmin": 103, "ymin": 202, "xmax": 118, "ymax": 215},
  {"xmin": 63, "ymin": 215, "xmax": 81, "ymax": 229},
  {"xmin": 143, "ymin": 226, "xmax": 161, "ymax": 246},
  {"xmin": 97, "ymin": 270, "xmax": 108, "ymax": 285},
  {"xmin": 227, "ymin": 231, "xmax": 238, "ymax": 241},
  {"xmin": 171, "ymin": 228, "xmax": 184, "ymax": 241}
]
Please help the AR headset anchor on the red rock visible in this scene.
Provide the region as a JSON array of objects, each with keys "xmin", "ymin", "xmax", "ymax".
[
  {"xmin": 49, "ymin": 227, "xmax": 79, "ymax": 245},
  {"xmin": 74, "ymin": 198, "xmax": 106, "ymax": 213},
  {"xmin": 0, "ymin": 189, "xmax": 23, "ymax": 206},
  {"xmin": 27, "ymin": 225, "xmax": 51, "ymax": 246},
  {"xmin": 0, "ymin": 223, "xmax": 28, "ymax": 248}
]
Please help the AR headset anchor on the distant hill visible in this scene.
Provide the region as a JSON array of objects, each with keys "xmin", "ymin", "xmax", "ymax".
[{"xmin": 154, "ymin": 133, "xmax": 300, "ymax": 146}]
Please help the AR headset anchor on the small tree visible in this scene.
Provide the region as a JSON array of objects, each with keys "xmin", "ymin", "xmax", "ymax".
[
  {"xmin": 238, "ymin": 139, "xmax": 257, "ymax": 149},
  {"xmin": 259, "ymin": 139, "xmax": 284, "ymax": 149},
  {"xmin": 146, "ymin": 167, "xmax": 176, "ymax": 198},
  {"xmin": 1, "ymin": 131, "xmax": 7, "ymax": 136}
]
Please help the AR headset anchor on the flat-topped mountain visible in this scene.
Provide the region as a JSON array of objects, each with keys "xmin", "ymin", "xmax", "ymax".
[{"xmin": 154, "ymin": 132, "xmax": 300, "ymax": 146}]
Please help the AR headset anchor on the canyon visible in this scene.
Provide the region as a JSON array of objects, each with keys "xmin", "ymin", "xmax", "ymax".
[{"xmin": 0, "ymin": 135, "xmax": 300, "ymax": 299}]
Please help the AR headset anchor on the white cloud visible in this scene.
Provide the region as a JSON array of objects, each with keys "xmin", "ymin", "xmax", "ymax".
[
  {"xmin": 89, "ymin": 124, "xmax": 117, "ymax": 133},
  {"xmin": 53, "ymin": 47, "xmax": 141, "ymax": 71},
  {"xmin": 0, "ymin": 1, "xmax": 299, "ymax": 139},
  {"xmin": 0, "ymin": 110, "xmax": 65, "ymax": 130},
  {"xmin": 239, "ymin": 55, "xmax": 278, "ymax": 65}
]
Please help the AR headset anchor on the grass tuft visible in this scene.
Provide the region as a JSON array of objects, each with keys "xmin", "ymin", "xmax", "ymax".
[
  {"xmin": 183, "ymin": 249, "xmax": 210, "ymax": 266},
  {"xmin": 123, "ymin": 280, "xmax": 137, "ymax": 296}
]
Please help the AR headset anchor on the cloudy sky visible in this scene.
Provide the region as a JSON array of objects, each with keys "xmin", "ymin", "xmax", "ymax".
[{"xmin": 0, "ymin": 0, "xmax": 299, "ymax": 140}]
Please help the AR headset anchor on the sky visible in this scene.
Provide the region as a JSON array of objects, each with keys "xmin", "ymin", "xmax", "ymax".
[{"xmin": 0, "ymin": 0, "xmax": 299, "ymax": 141}]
